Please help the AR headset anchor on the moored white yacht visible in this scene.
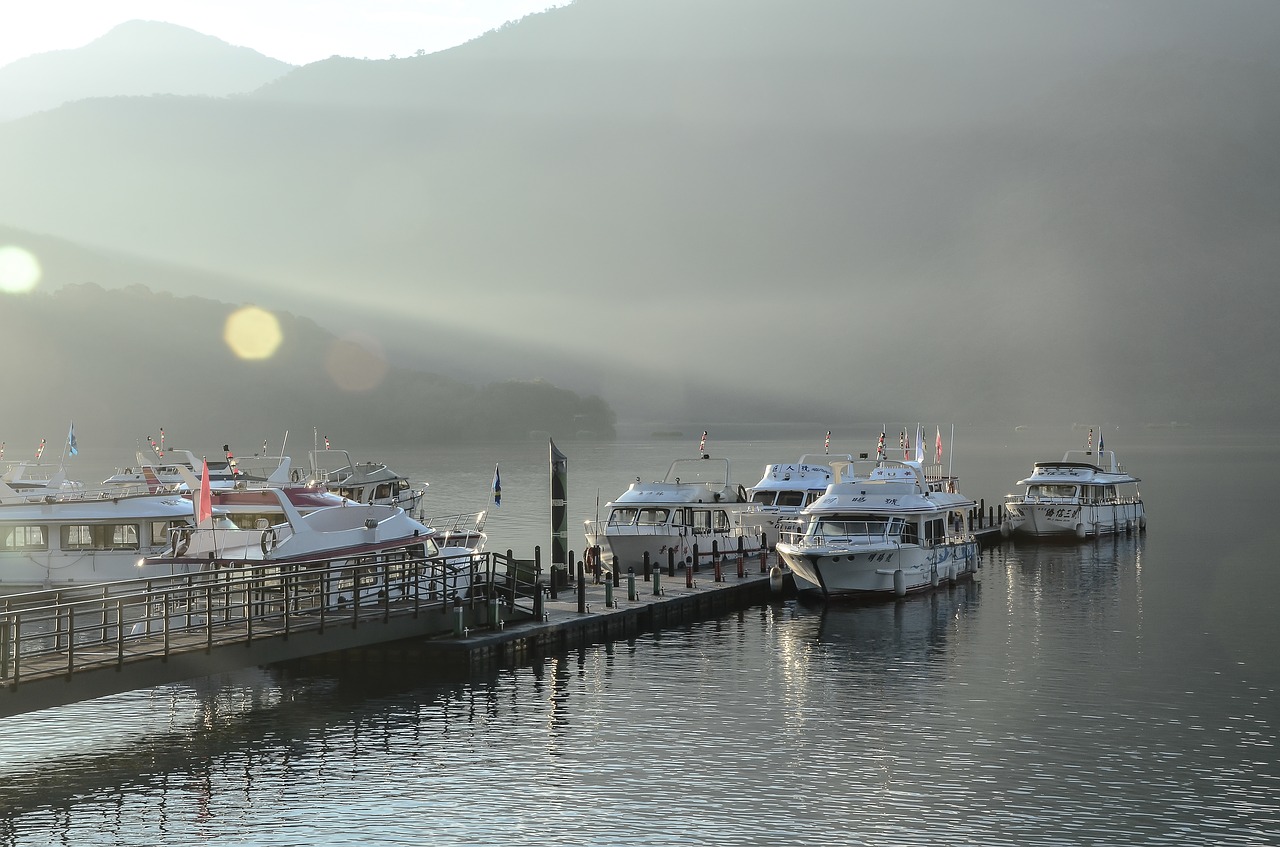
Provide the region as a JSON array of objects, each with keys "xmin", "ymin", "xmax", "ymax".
[
  {"xmin": 308, "ymin": 449, "xmax": 425, "ymax": 513},
  {"xmin": 775, "ymin": 449, "xmax": 979, "ymax": 599},
  {"xmin": 145, "ymin": 487, "xmax": 481, "ymax": 603},
  {"xmin": 1002, "ymin": 433, "xmax": 1145, "ymax": 539},
  {"xmin": 0, "ymin": 478, "xmax": 195, "ymax": 590},
  {"xmin": 102, "ymin": 447, "xmax": 290, "ymax": 491},
  {"xmin": 584, "ymin": 453, "xmax": 764, "ymax": 573},
  {"xmin": 748, "ymin": 453, "xmax": 852, "ymax": 543}
]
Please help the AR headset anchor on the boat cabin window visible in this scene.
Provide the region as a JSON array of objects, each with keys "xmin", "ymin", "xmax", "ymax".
[
  {"xmin": 1, "ymin": 525, "xmax": 48, "ymax": 551},
  {"xmin": 150, "ymin": 520, "xmax": 188, "ymax": 544},
  {"xmin": 750, "ymin": 491, "xmax": 776, "ymax": 506},
  {"xmin": 925, "ymin": 518, "xmax": 944, "ymax": 543},
  {"xmin": 608, "ymin": 508, "xmax": 639, "ymax": 526},
  {"xmin": 804, "ymin": 492, "xmax": 823, "ymax": 507},
  {"xmin": 688, "ymin": 509, "xmax": 733, "ymax": 534},
  {"xmin": 375, "ymin": 483, "xmax": 393, "ymax": 501},
  {"xmin": 638, "ymin": 508, "xmax": 670, "ymax": 526},
  {"xmin": 61, "ymin": 523, "xmax": 140, "ymax": 551},
  {"xmin": 1028, "ymin": 484, "xmax": 1077, "ymax": 499},
  {"xmin": 776, "ymin": 491, "xmax": 805, "ymax": 508},
  {"xmin": 223, "ymin": 512, "xmax": 277, "ymax": 531}
]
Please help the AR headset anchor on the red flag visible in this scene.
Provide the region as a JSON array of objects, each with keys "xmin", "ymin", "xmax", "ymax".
[
  {"xmin": 936, "ymin": 426, "xmax": 943, "ymax": 464},
  {"xmin": 197, "ymin": 459, "xmax": 213, "ymax": 524}
]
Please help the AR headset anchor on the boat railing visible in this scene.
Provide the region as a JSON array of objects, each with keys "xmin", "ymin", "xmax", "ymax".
[
  {"xmin": 585, "ymin": 520, "xmax": 761, "ymax": 540},
  {"xmin": 1007, "ymin": 492, "xmax": 1144, "ymax": 507},
  {"xmin": 1, "ymin": 480, "xmax": 189, "ymax": 505},
  {"xmin": 778, "ymin": 519, "xmax": 896, "ymax": 548},
  {"xmin": 422, "ymin": 510, "xmax": 487, "ymax": 535}
]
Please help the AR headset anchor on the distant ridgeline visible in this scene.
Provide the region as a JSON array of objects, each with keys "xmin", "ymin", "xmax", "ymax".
[{"xmin": 0, "ymin": 284, "xmax": 616, "ymax": 445}]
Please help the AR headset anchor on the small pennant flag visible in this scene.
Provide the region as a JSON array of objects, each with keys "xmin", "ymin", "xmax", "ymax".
[
  {"xmin": 324, "ymin": 435, "xmax": 330, "ymax": 450},
  {"xmin": 492, "ymin": 464, "xmax": 502, "ymax": 507},
  {"xmin": 699, "ymin": 430, "xmax": 708, "ymax": 454},
  {"xmin": 825, "ymin": 431, "xmax": 831, "ymax": 454},
  {"xmin": 36, "ymin": 437, "xmax": 45, "ymax": 459},
  {"xmin": 935, "ymin": 426, "xmax": 943, "ymax": 464},
  {"xmin": 67, "ymin": 422, "xmax": 78, "ymax": 456},
  {"xmin": 1099, "ymin": 431, "xmax": 1105, "ymax": 452}
]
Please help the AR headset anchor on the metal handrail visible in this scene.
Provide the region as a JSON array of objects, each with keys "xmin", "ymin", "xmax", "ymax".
[{"xmin": 0, "ymin": 547, "xmax": 502, "ymax": 687}]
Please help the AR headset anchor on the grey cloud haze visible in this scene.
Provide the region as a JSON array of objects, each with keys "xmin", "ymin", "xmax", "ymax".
[{"xmin": 1, "ymin": 0, "xmax": 1278, "ymax": 441}]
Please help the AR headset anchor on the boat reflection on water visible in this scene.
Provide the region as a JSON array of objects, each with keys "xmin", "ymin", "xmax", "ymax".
[
  {"xmin": 798, "ymin": 579, "xmax": 981, "ymax": 656},
  {"xmin": 770, "ymin": 579, "xmax": 983, "ymax": 727},
  {"xmin": 994, "ymin": 529, "xmax": 1147, "ymax": 608}
]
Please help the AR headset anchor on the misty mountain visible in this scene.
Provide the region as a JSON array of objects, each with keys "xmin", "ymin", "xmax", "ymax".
[
  {"xmin": 0, "ymin": 20, "xmax": 293, "ymax": 122},
  {"xmin": 0, "ymin": 282, "xmax": 616, "ymax": 448},
  {"xmin": 1, "ymin": 0, "xmax": 1278, "ymax": 432}
]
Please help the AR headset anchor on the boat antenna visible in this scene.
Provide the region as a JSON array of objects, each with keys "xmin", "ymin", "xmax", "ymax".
[{"xmin": 279, "ymin": 429, "xmax": 289, "ymax": 459}]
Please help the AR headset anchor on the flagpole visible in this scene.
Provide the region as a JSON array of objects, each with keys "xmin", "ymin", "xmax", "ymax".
[{"xmin": 948, "ymin": 424, "xmax": 955, "ymax": 481}]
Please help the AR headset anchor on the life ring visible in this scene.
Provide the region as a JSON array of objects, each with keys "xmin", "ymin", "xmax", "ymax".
[{"xmin": 261, "ymin": 527, "xmax": 278, "ymax": 556}]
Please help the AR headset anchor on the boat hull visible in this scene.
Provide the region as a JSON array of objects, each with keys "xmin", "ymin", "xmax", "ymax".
[
  {"xmin": 1003, "ymin": 501, "xmax": 1146, "ymax": 538},
  {"xmin": 777, "ymin": 539, "xmax": 980, "ymax": 598}
]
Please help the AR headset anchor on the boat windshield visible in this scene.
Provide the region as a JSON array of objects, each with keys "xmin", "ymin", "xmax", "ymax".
[
  {"xmin": 607, "ymin": 507, "xmax": 671, "ymax": 526},
  {"xmin": 750, "ymin": 491, "xmax": 776, "ymax": 506},
  {"xmin": 1028, "ymin": 484, "xmax": 1077, "ymax": 499},
  {"xmin": 808, "ymin": 515, "xmax": 903, "ymax": 540}
]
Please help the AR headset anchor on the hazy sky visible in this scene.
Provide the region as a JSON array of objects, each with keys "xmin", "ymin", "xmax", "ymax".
[{"xmin": 0, "ymin": 1, "xmax": 561, "ymax": 67}]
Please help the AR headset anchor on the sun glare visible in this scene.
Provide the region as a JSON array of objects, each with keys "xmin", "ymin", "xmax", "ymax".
[
  {"xmin": 224, "ymin": 306, "xmax": 283, "ymax": 360},
  {"xmin": 0, "ymin": 246, "xmax": 42, "ymax": 294}
]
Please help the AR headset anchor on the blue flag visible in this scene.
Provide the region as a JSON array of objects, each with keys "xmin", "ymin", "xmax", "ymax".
[
  {"xmin": 67, "ymin": 422, "xmax": 78, "ymax": 456},
  {"xmin": 492, "ymin": 464, "xmax": 501, "ymax": 507}
]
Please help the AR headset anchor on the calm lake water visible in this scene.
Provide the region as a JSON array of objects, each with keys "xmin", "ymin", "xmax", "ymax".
[{"xmin": 1, "ymin": 425, "xmax": 1276, "ymax": 846}]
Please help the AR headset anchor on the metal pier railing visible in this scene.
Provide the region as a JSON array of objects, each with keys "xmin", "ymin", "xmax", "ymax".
[{"xmin": 0, "ymin": 548, "xmax": 542, "ymax": 718}]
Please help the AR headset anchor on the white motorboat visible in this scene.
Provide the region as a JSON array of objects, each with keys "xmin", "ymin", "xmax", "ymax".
[
  {"xmin": 145, "ymin": 487, "xmax": 482, "ymax": 603},
  {"xmin": 775, "ymin": 453, "xmax": 980, "ymax": 599},
  {"xmin": 1, "ymin": 461, "xmax": 83, "ymax": 494},
  {"xmin": 748, "ymin": 453, "xmax": 852, "ymax": 543},
  {"xmin": 1002, "ymin": 435, "xmax": 1146, "ymax": 539},
  {"xmin": 0, "ymin": 478, "xmax": 195, "ymax": 590},
  {"xmin": 583, "ymin": 454, "xmax": 765, "ymax": 573},
  {"xmin": 102, "ymin": 446, "xmax": 291, "ymax": 491},
  {"xmin": 308, "ymin": 449, "xmax": 425, "ymax": 513}
]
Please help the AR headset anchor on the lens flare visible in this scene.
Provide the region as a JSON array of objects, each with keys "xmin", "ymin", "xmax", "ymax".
[
  {"xmin": 223, "ymin": 306, "xmax": 283, "ymax": 360},
  {"xmin": 0, "ymin": 246, "xmax": 41, "ymax": 294},
  {"xmin": 325, "ymin": 335, "xmax": 389, "ymax": 392}
]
